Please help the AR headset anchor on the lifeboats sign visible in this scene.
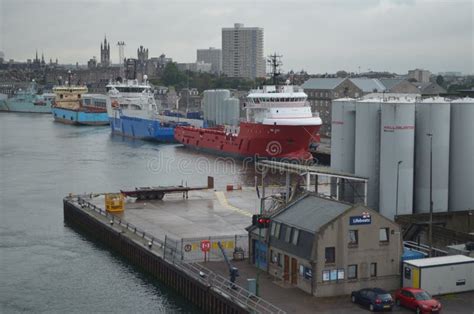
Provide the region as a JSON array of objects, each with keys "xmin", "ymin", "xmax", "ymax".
[{"xmin": 350, "ymin": 212, "xmax": 372, "ymax": 225}]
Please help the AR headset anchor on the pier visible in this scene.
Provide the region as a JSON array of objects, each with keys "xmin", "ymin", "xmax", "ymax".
[{"xmin": 63, "ymin": 188, "xmax": 285, "ymax": 314}]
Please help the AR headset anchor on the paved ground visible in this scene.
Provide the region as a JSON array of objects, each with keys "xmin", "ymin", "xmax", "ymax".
[
  {"xmin": 89, "ymin": 188, "xmax": 260, "ymax": 240},
  {"xmin": 201, "ymin": 260, "xmax": 474, "ymax": 314}
]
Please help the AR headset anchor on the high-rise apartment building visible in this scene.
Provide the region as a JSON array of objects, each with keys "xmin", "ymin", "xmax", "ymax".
[
  {"xmin": 197, "ymin": 47, "xmax": 222, "ymax": 74},
  {"xmin": 222, "ymin": 23, "xmax": 265, "ymax": 79}
]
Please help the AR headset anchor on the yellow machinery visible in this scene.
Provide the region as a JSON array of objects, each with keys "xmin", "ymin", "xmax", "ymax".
[{"xmin": 105, "ymin": 193, "xmax": 124, "ymax": 213}]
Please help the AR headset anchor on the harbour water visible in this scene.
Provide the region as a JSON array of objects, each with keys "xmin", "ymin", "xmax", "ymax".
[{"xmin": 0, "ymin": 113, "xmax": 256, "ymax": 313}]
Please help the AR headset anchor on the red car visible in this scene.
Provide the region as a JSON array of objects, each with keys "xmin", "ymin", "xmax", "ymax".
[{"xmin": 395, "ymin": 287, "xmax": 442, "ymax": 313}]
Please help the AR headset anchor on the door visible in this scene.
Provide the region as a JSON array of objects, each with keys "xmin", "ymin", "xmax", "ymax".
[
  {"xmin": 412, "ymin": 267, "xmax": 420, "ymax": 288},
  {"xmin": 283, "ymin": 255, "xmax": 290, "ymax": 281},
  {"xmin": 291, "ymin": 258, "xmax": 298, "ymax": 285}
]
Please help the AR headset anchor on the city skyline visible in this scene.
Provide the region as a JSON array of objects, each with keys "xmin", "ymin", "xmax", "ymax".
[{"xmin": 1, "ymin": 0, "xmax": 473, "ymax": 74}]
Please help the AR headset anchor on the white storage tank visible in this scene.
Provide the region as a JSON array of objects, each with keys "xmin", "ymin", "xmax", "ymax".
[
  {"xmin": 331, "ymin": 98, "xmax": 356, "ymax": 202},
  {"xmin": 331, "ymin": 98, "xmax": 356, "ymax": 172},
  {"xmin": 354, "ymin": 99, "xmax": 382, "ymax": 210},
  {"xmin": 379, "ymin": 98, "xmax": 416, "ymax": 219},
  {"xmin": 449, "ymin": 98, "xmax": 474, "ymax": 211},
  {"xmin": 223, "ymin": 97, "xmax": 240, "ymax": 126},
  {"xmin": 414, "ymin": 97, "xmax": 451, "ymax": 213}
]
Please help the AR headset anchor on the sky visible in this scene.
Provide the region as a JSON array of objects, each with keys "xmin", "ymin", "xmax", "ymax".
[{"xmin": 1, "ymin": 0, "xmax": 473, "ymax": 74}]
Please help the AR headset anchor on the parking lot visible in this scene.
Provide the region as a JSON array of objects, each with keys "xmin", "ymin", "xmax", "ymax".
[{"xmin": 202, "ymin": 260, "xmax": 474, "ymax": 313}]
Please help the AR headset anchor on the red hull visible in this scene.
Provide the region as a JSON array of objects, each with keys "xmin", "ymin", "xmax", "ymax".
[{"xmin": 174, "ymin": 122, "xmax": 321, "ymax": 160}]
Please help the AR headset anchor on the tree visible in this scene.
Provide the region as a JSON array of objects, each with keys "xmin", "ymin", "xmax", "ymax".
[
  {"xmin": 162, "ymin": 62, "xmax": 186, "ymax": 87},
  {"xmin": 436, "ymin": 75, "xmax": 445, "ymax": 87}
]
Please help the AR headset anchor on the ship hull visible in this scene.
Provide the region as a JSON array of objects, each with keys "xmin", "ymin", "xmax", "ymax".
[
  {"xmin": 0, "ymin": 99, "xmax": 52, "ymax": 113},
  {"xmin": 175, "ymin": 122, "xmax": 321, "ymax": 160},
  {"xmin": 109, "ymin": 116, "xmax": 176, "ymax": 142},
  {"xmin": 52, "ymin": 107, "xmax": 109, "ymax": 126}
]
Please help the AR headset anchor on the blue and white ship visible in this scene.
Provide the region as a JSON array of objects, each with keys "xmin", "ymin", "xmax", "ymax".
[
  {"xmin": 0, "ymin": 80, "xmax": 55, "ymax": 113},
  {"xmin": 52, "ymin": 75, "xmax": 109, "ymax": 125},
  {"xmin": 106, "ymin": 76, "xmax": 203, "ymax": 142}
]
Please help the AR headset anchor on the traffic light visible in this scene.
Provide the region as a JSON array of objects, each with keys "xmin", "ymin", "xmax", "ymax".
[{"xmin": 252, "ymin": 214, "xmax": 270, "ymax": 228}]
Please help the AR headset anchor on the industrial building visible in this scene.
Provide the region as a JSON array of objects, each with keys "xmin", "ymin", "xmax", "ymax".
[
  {"xmin": 330, "ymin": 96, "xmax": 474, "ymax": 219},
  {"xmin": 202, "ymin": 89, "xmax": 240, "ymax": 126},
  {"xmin": 248, "ymin": 193, "xmax": 402, "ymax": 297}
]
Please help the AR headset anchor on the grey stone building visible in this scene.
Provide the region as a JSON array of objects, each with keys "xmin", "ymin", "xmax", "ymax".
[
  {"xmin": 301, "ymin": 78, "xmax": 362, "ymax": 137},
  {"xmin": 197, "ymin": 47, "xmax": 222, "ymax": 74},
  {"xmin": 249, "ymin": 193, "xmax": 402, "ymax": 297},
  {"xmin": 379, "ymin": 78, "xmax": 420, "ymax": 94}
]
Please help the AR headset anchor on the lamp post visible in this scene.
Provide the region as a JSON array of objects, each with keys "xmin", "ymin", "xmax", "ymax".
[
  {"xmin": 427, "ymin": 133, "xmax": 433, "ymax": 257},
  {"xmin": 396, "ymin": 160, "xmax": 403, "ymax": 217}
]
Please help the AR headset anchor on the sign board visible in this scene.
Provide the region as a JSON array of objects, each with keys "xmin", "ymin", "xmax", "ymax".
[
  {"xmin": 200, "ymin": 240, "xmax": 211, "ymax": 252},
  {"xmin": 350, "ymin": 212, "xmax": 371, "ymax": 225}
]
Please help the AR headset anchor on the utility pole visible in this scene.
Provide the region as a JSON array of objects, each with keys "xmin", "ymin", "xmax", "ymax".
[{"xmin": 427, "ymin": 133, "xmax": 433, "ymax": 257}]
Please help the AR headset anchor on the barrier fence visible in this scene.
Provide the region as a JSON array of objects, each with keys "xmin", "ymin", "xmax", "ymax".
[{"xmin": 73, "ymin": 195, "xmax": 285, "ymax": 314}]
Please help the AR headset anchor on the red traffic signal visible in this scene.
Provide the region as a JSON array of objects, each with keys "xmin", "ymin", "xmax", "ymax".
[{"xmin": 252, "ymin": 215, "xmax": 270, "ymax": 228}]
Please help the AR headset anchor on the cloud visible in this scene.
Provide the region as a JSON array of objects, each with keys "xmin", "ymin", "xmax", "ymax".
[{"xmin": 1, "ymin": 0, "xmax": 472, "ymax": 74}]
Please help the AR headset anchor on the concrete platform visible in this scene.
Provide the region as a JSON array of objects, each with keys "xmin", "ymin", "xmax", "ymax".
[{"xmin": 88, "ymin": 187, "xmax": 260, "ymax": 240}]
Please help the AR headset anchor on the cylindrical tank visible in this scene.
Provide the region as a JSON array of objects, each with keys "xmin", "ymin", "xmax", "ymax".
[
  {"xmin": 331, "ymin": 98, "xmax": 356, "ymax": 202},
  {"xmin": 354, "ymin": 99, "xmax": 382, "ymax": 209},
  {"xmin": 331, "ymin": 98, "xmax": 356, "ymax": 172},
  {"xmin": 449, "ymin": 98, "xmax": 474, "ymax": 211},
  {"xmin": 224, "ymin": 97, "xmax": 240, "ymax": 126},
  {"xmin": 414, "ymin": 97, "xmax": 450, "ymax": 213},
  {"xmin": 379, "ymin": 98, "xmax": 416, "ymax": 219}
]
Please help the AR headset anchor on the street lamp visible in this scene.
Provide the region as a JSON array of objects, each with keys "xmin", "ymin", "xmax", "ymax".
[
  {"xmin": 427, "ymin": 133, "xmax": 434, "ymax": 257},
  {"xmin": 396, "ymin": 160, "xmax": 403, "ymax": 217}
]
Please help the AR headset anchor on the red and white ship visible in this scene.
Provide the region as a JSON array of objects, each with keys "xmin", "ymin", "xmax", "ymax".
[{"xmin": 175, "ymin": 82, "xmax": 322, "ymax": 160}]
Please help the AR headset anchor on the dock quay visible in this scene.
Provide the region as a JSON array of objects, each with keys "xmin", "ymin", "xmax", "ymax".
[{"xmin": 63, "ymin": 187, "xmax": 285, "ymax": 314}]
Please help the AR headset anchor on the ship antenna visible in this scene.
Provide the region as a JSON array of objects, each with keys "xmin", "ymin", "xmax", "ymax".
[{"xmin": 267, "ymin": 53, "xmax": 282, "ymax": 86}]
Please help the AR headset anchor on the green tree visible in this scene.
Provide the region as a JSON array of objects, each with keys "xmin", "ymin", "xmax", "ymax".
[{"xmin": 436, "ymin": 75, "xmax": 445, "ymax": 87}]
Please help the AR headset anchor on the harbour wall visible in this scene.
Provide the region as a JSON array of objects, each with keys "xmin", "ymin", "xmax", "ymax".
[{"xmin": 63, "ymin": 197, "xmax": 268, "ymax": 314}]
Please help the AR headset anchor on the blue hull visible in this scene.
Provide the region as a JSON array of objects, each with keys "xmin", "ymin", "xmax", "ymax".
[
  {"xmin": 52, "ymin": 107, "xmax": 109, "ymax": 125},
  {"xmin": 110, "ymin": 116, "xmax": 176, "ymax": 143}
]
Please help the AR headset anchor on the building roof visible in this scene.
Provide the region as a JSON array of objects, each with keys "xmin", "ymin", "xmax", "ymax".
[
  {"xmin": 300, "ymin": 78, "xmax": 345, "ymax": 90},
  {"xmin": 349, "ymin": 78, "xmax": 386, "ymax": 93},
  {"xmin": 379, "ymin": 78, "xmax": 405, "ymax": 90},
  {"xmin": 272, "ymin": 193, "xmax": 353, "ymax": 233},
  {"xmin": 413, "ymin": 82, "xmax": 447, "ymax": 95},
  {"xmin": 404, "ymin": 255, "xmax": 474, "ymax": 268}
]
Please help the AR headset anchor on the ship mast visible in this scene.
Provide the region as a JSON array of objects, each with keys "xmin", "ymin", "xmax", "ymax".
[{"xmin": 267, "ymin": 53, "xmax": 282, "ymax": 86}]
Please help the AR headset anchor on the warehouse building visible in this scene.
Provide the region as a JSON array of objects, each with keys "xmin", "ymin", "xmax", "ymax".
[{"xmin": 249, "ymin": 193, "xmax": 402, "ymax": 297}]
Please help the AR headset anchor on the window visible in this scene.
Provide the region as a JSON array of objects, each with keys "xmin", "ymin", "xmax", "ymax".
[
  {"xmin": 379, "ymin": 228, "xmax": 389, "ymax": 242},
  {"xmin": 284, "ymin": 226, "xmax": 292, "ymax": 243},
  {"xmin": 325, "ymin": 247, "xmax": 335, "ymax": 264},
  {"xmin": 292, "ymin": 229, "xmax": 300, "ymax": 245},
  {"xmin": 277, "ymin": 253, "xmax": 282, "ymax": 267},
  {"xmin": 275, "ymin": 223, "xmax": 281, "ymax": 239},
  {"xmin": 370, "ymin": 263, "xmax": 377, "ymax": 277},
  {"xmin": 348, "ymin": 264, "xmax": 358, "ymax": 279},
  {"xmin": 270, "ymin": 222, "xmax": 276, "ymax": 236},
  {"xmin": 404, "ymin": 267, "xmax": 411, "ymax": 279},
  {"xmin": 271, "ymin": 250, "xmax": 277, "ymax": 264},
  {"xmin": 348, "ymin": 230, "xmax": 358, "ymax": 245}
]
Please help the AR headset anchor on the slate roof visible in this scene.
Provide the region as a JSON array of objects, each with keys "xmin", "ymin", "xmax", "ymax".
[
  {"xmin": 272, "ymin": 193, "xmax": 353, "ymax": 233},
  {"xmin": 379, "ymin": 78, "xmax": 405, "ymax": 90},
  {"xmin": 301, "ymin": 78, "xmax": 345, "ymax": 90},
  {"xmin": 349, "ymin": 78, "xmax": 386, "ymax": 93}
]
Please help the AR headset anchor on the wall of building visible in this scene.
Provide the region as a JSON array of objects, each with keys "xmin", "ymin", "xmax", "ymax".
[{"xmin": 313, "ymin": 207, "xmax": 401, "ymax": 297}]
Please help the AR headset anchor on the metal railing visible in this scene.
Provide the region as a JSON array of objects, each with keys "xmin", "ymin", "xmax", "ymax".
[{"xmin": 73, "ymin": 195, "xmax": 285, "ymax": 314}]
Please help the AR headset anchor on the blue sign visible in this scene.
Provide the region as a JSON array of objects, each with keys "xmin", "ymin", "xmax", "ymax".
[{"xmin": 350, "ymin": 212, "xmax": 372, "ymax": 225}]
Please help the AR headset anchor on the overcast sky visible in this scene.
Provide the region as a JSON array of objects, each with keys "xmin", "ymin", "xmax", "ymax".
[{"xmin": 1, "ymin": 0, "xmax": 472, "ymax": 74}]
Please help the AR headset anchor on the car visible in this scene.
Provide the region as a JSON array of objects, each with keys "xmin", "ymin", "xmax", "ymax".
[
  {"xmin": 351, "ymin": 288, "xmax": 394, "ymax": 311},
  {"xmin": 394, "ymin": 287, "xmax": 442, "ymax": 313}
]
